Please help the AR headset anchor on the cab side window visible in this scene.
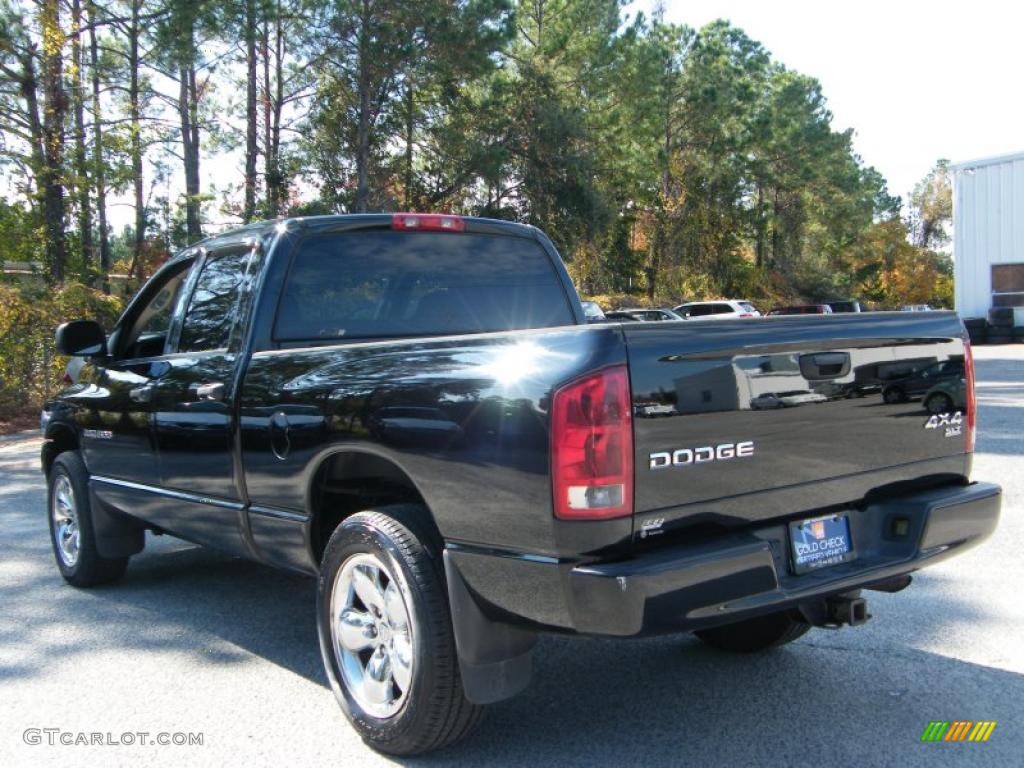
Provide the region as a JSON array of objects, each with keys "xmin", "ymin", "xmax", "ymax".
[
  {"xmin": 119, "ymin": 260, "xmax": 194, "ymax": 360},
  {"xmin": 177, "ymin": 248, "xmax": 256, "ymax": 353}
]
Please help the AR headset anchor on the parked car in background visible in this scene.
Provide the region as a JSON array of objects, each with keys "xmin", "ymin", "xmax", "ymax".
[
  {"xmin": 881, "ymin": 358, "xmax": 965, "ymax": 404},
  {"xmin": 633, "ymin": 402, "xmax": 676, "ymax": 417},
  {"xmin": 604, "ymin": 310, "xmax": 641, "ymax": 322},
  {"xmin": 923, "ymin": 377, "xmax": 967, "ymax": 415},
  {"xmin": 580, "ymin": 300, "xmax": 606, "ymax": 323},
  {"xmin": 750, "ymin": 391, "xmax": 829, "ymax": 409},
  {"xmin": 673, "ymin": 299, "xmax": 760, "ymax": 320},
  {"xmin": 825, "ymin": 299, "xmax": 863, "ymax": 313},
  {"xmin": 901, "ymin": 304, "xmax": 934, "ymax": 312},
  {"xmin": 767, "ymin": 304, "xmax": 833, "ymax": 316},
  {"xmin": 608, "ymin": 308, "xmax": 684, "ymax": 322},
  {"xmin": 63, "ymin": 356, "xmax": 85, "ymax": 385}
]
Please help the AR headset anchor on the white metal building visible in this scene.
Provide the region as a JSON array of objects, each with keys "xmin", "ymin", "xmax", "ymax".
[{"xmin": 952, "ymin": 151, "xmax": 1024, "ymax": 322}]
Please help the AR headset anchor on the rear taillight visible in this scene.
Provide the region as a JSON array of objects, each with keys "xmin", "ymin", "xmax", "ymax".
[
  {"xmin": 739, "ymin": 313, "xmax": 754, "ymax": 318},
  {"xmin": 964, "ymin": 338, "xmax": 976, "ymax": 453},
  {"xmin": 551, "ymin": 366, "xmax": 633, "ymax": 520},
  {"xmin": 391, "ymin": 212, "xmax": 465, "ymax": 232}
]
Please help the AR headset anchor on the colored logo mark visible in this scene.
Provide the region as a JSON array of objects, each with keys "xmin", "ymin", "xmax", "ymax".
[{"xmin": 921, "ymin": 721, "xmax": 997, "ymax": 742}]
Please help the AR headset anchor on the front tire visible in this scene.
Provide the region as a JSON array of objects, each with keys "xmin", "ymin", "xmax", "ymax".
[
  {"xmin": 694, "ymin": 610, "xmax": 811, "ymax": 653},
  {"xmin": 47, "ymin": 452, "xmax": 129, "ymax": 587},
  {"xmin": 317, "ymin": 505, "xmax": 484, "ymax": 755}
]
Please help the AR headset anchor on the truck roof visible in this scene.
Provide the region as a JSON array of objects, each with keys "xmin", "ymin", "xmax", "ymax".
[{"xmin": 169, "ymin": 214, "xmax": 542, "ymax": 264}]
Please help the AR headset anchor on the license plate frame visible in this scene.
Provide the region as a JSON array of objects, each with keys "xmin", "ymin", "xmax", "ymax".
[{"xmin": 789, "ymin": 513, "xmax": 856, "ymax": 574}]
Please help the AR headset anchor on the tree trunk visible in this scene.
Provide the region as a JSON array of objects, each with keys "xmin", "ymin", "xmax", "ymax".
[
  {"xmin": 770, "ymin": 187, "xmax": 779, "ymax": 269},
  {"xmin": 271, "ymin": 3, "xmax": 284, "ymax": 211},
  {"xmin": 261, "ymin": 1, "xmax": 285, "ymax": 216},
  {"xmin": 88, "ymin": 1, "xmax": 110, "ymax": 291},
  {"xmin": 354, "ymin": 1, "xmax": 372, "ymax": 213},
  {"xmin": 179, "ymin": 64, "xmax": 202, "ymax": 242},
  {"xmin": 129, "ymin": 0, "xmax": 145, "ymax": 277},
  {"xmin": 20, "ymin": 53, "xmax": 46, "ymax": 204},
  {"xmin": 189, "ymin": 68, "xmax": 201, "ymax": 235},
  {"xmin": 261, "ymin": 14, "xmax": 272, "ymax": 214},
  {"xmin": 404, "ymin": 82, "xmax": 414, "ymax": 209},
  {"xmin": 648, "ymin": 110, "xmax": 673, "ymax": 301},
  {"xmin": 39, "ymin": 0, "xmax": 67, "ymax": 283},
  {"xmin": 755, "ymin": 183, "xmax": 764, "ymax": 269},
  {"xmin": 71, "ymin": 0, "xmax": 93, "ymax": 280},
  {"xmin": 243, "ymin": 0, "xmax": 258, "ymax": 222}
]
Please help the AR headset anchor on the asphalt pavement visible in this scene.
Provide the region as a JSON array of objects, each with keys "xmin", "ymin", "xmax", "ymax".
[{"xmin": 1, "ymin": 344, "xmax": 1022, "ymax": 767}]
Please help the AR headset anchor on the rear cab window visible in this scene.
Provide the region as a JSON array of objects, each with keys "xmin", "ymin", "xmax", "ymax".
[{"xmin": 274, "ymin": 231, "xmax": 574, "ymax": 342}]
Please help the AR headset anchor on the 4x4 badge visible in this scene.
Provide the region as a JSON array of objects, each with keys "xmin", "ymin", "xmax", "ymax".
[{"xmin": 925, "ymin": 411, "xmax": 963, "ymax": 437}]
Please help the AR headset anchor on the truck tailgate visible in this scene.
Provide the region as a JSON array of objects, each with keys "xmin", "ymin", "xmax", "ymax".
[{"xmin": 624, "ymin": 312, "xmax": 970, "ymax": 532}]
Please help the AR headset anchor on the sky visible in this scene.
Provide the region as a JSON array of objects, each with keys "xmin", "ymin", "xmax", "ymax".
[
  {"xmin": 632, "ymin": 0, "xmax": 1024, "ymax": 203},
  {"xmin": 7, "ymin": 0, "xmax": 1019, "ymax": 233}
]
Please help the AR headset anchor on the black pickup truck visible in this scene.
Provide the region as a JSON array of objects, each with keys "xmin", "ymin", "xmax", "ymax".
[{"xmin": 42, "ymin": 214, "xmax": 1000, "ymax": 755}]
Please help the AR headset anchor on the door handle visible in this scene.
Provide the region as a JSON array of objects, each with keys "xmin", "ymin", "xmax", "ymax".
[
  {"xmin": 269, "ymin": 411, "xmax": 291, "ymax": 460},
  {"xmin": 129, "ymin": 385, "xmax": 153, "ymax": 404},
  {"xmin": 193, "ymin": 381, "xmax": 225, "ymax": 402}
]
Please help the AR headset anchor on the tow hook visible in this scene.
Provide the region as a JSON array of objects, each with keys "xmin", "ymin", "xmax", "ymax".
[{"xmin": 826, "ymin": 595, "xmax": 871, "ymax": 627}]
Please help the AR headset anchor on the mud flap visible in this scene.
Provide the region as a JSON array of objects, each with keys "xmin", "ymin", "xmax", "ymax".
[
  {"xmin": 443, "ymin": 549, "xmax": 536, "ymax": 705},
  {"xmin": 88, "ymin": 486, "xmax": 145, "ymax": 558}
]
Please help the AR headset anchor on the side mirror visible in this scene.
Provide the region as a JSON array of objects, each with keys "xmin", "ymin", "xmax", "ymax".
[{"xmin": 55, "ymin": 320, "xmax": 107, "ymax": 357}]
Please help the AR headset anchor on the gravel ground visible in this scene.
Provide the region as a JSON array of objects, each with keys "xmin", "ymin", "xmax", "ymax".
[{"xmin": 1, "ymin": 344, "xmax": 1021, "ymax": 767}]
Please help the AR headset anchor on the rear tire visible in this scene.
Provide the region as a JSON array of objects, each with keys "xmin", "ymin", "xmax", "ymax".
[
  {"xmin": 317, "ymin": 505, "xmax": 484, "ymax": 755},
  {"xmin": 695, "ymin": 611, "xmax": 811, "ymax": 653},
  {"xmin": 47, "ymin": 452, "xmax": 129, "ymax": 587}
]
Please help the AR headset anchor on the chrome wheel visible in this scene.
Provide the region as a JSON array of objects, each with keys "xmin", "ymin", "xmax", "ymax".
[
  {"xmin": 330, "ymin": 552, "xmax": 415, "ymax": 719},
  {"xmin": 51, "ymin": 474, "xmax": 80, "ymax": 567}
]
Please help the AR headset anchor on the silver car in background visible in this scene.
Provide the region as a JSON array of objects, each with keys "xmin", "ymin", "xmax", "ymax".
[{"xmin": 674, "ymin": 299, "xmax": 761, "ymax": 320}]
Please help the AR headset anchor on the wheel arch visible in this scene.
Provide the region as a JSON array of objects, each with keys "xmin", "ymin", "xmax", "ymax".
[
  {"xmin": 305, "ymin": 447, "xmax": 441, "ymax": 564},
  {"xmin": 42, "ymin": 422, "xmax": 80, "ymax": 477}
]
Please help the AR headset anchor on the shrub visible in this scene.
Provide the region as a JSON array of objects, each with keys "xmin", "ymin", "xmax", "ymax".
[{"xmin": 0, "ymin": 283, "xmax": 123, "ymax": 413}]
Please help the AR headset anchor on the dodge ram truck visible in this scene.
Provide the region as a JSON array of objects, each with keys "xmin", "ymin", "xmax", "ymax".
[{"xmin": 41, "ymin": 213, "xmax": 1001, "ymax": 755}]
